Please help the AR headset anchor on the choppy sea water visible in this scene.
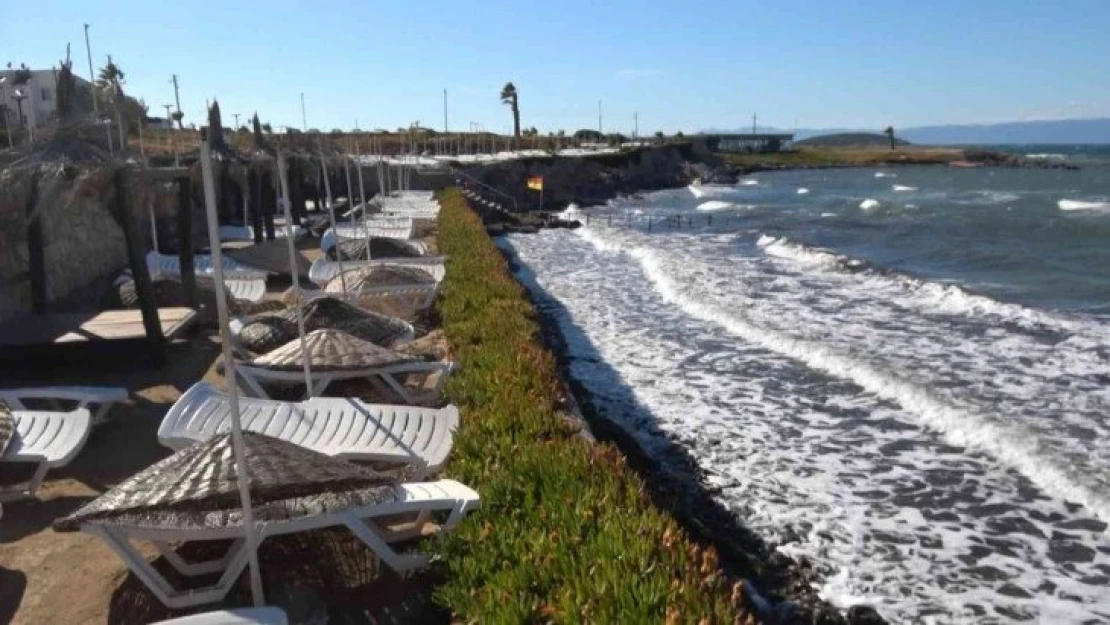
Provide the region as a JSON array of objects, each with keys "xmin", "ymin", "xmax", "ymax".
[{"xmin": 498, "ymin": 154, "xmax": 1110, "ymax": 624}]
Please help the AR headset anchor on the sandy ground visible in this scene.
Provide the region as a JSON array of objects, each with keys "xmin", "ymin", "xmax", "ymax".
[{"xmin": 0, "ymin": 233, "xmax": 451, "ymax": 624}]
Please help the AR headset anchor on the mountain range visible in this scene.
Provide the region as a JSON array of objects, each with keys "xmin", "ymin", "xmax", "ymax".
[{"xmin": 703, "ymin": 118, "xmax": 1110, "ymax": 145}]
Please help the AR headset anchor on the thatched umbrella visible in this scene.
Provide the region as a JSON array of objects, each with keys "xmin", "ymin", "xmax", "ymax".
[
  {"xmin": 325, "ymin": 237, "xmax": 423, "ymax": 262},
  {"xmin": 53, "ymin": 431, "xmax": 403, "ymax": 532},
  {"xmin": 236, "ymin": 297, "xmax": 413, "ymax": 354},
  {"xmin": 324, "ymin": 266, "xmax": 436, "ymax": 293},
  {"xmin": 251, "ymin": 328, "xmax": 418, "ymax": 372}
]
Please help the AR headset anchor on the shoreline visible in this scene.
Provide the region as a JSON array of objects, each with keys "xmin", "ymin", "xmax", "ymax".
[
  {"xmin": 460, "ymin": 144, "xmax": 1079, "ymax": 226},
  {"xmin": 495, "ymin": 237, "xmax": 887, "ymax": 625}
]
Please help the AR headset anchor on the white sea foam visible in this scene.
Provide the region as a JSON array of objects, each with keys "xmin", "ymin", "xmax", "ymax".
[
  {"xmin": 797, "ymin": 187, "xmax": 810, "ymax": 195},
  {"xmin": 1058, "ymin": 199, "xmax": 1110, "ymax": 211},
  {"xmin": 756, "ymin": 234, "xmax": 1089, "ymax": 332},
  {"xmin": 820, "ymin": 212, "xmax": 837, "ymax": 218},
  {"xmin": 688, "ymin": 183, "xmax": 733, "ymax": 199},
  {"xmin": 578, "ymin": 226, "xmax": 1110, "ymax": 525},
  {"xmin": 503, "ymin": 223, "xmax": 1110, "ymax": 623},
  {"xmin": 978, "ymin": 191, "xmax": 1021, "ymax": 204},
  {"xmin": 1026, "ymin": 153, "xmax": 1066, "ymax": 160},
  {"xmin": 892, "ymin": 185, "xmax": 917, "ymax": 192},
  {"xmin": 874, "ymin": 172, "xmax": 896, "ymax": 178},
  {"xmin": 739, "ymin": 179, "xmax": 760, "ymax": 186},
  {"xmin": 556, "ymin": 203, "xmax": 582, "ymax": 220},
  {"xmin": 859, "ymin": 199, "xmax": 881, "ymax": 210},
  {"xmin": 697, "ymin": 200, "xmax": 734, "ymax": 212}
]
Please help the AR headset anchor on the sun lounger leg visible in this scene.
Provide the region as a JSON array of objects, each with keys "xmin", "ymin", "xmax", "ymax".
[
  {"xmin": 153, "ymin": 538, "xmax": 246, "ymax": 577},
  {"xmin": 93, "ymin": 527, "xmax": 237, "ymax": 608},
  {"xmin": 308, "ymin": 375, "xmax": 334, "ymax": 398},
  {"xmin": 0, "ymin": 459, "xmax": 48, "ymax": 502},
  {"xmin": 378, "ymin": 374, "xmax": 414, "ymax": 404},
  {"xmin": 341, "ymin": 514, "xmax": 428, "ymax": 573},
  {"xmin": 237, "ymin": 370, "xmax": 273, "ymax": 399}
]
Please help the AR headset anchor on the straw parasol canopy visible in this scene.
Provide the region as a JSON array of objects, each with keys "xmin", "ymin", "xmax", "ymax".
[
  {"xmin": 0, "ymin": 402, "xmax": 14, "ymax": 456},
  {"xmin": 237, "ymin": 297, "xmax": 413, "ymax": 354},
  {"xmin": 326, "ymin": 238, "xmax": 423, "ymax": 262},
  {"xmin": 54, "ymin": 432, "xmax": 407, "ymax": 532},
  {"xmin": 250, "ymin": 328, "xmax": 416, "ymax": 371},
  {"xmin": 324, "ymin": 266, "xmax": 435, "ymax": 294},
  {"xmin": 227, "ymin": 240, "xmax": 313, "ymax": 278}
]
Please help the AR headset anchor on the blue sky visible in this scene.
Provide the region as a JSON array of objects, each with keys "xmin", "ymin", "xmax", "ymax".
[{"xmin": 3, "ymin": 0, "xmax": 1109, "ymax": 135}]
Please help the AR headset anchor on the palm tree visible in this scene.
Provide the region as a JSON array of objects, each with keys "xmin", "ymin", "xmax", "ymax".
[
  {"xmin": 500, "ymin": 82, "xmax": 520, "ymax": 138},
  {"xmin": 884, "ymin": 126, "xmax": 895, "ymax": 150},
  {"xmin": 97, "ymin": 55, "xmax": 126, "ymax": 149}
]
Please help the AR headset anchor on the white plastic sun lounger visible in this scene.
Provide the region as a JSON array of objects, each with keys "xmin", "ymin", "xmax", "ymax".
[
  {"xmin": 145, "ymin": 252, "xmax": 267, "ymax": 304},
  {"xmin": 0, "ymin": 386, "xmax": 128, "ymax": 426},
  {"xmin": 321, "ymin": 221, "xmax": 420, "ymax": 247},
  {"xmin": 223, "ymin": 280, "xmax": 267, "ymax": 305},
  {"xmin": 236, "ymin": 360, "xmax": 455, "ymax": 403},
  {"xmin": 218, "ymin": 224, "xmax": 305, "ymax": 242},
  {"xmin": 389, "ymin": 190, "xmax": 435, "ymax": 201},
  {"xmin": 84, "ymin": 479, "xmax": 480, "ymax": 609},
  {"xmin": 152, "ymin": 607, "xmax": 288, "ymax": 625},
  {"xmin": 158, "ymin": 382, "xmax": 458, "ymax": 478},
  {"xmin": 147, "ymin": 251, "xmax": 269, "ymax": 281},
  {"xmin": 308, "ymin": 257, "xmax": 446, "ymax": 287},
  {"xmin": 0, "ymin": 387, "xmax": 127, "ymax": 500}
]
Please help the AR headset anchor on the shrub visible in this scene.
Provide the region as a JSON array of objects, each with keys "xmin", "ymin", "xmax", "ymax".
[{"xmin": 432, "ymin": 188, "xmax": 751, "ymax": 623}]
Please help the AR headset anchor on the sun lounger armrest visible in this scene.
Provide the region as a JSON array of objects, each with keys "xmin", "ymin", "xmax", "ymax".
[{"xmin": 0, "ymin": 386, "xmax": 128, "ymax": 411}]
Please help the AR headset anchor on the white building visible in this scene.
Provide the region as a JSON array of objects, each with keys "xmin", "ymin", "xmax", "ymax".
[{"xmin": 0, "ymin": 67, "xmax": 93, "ymax": 130}]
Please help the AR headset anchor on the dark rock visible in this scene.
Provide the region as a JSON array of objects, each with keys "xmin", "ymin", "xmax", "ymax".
[{"xmin": 847, "ymin": 605, "xmax": 887, "ymax": 625}]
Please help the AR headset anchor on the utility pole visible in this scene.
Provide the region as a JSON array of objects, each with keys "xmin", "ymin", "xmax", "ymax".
[
  {"xmin": 752, "ymin": 112, "xmax": 757, "ymax": 135},
  {"xmin": 84, "ymin": 24, "xmax": 98, "ymax": 115},
  {"xmin": 300, "ymin": 92, "xmax": 307, "ymax": 130},
  {"xmin": 598, "ymin": 100, "xmax": 603, "ymax": 134},
  {"xmin": 233, "ymin": 113, "xmax": 241, "ymax": 129},
  {"xmin": 443, "ymin": 88, "xmax": 448, "ymax": 133},
  {"xmin": 166, "ymin": 73, "xmax": 182, "ymax": 128},
  {"xmin": 162, "ymin": 103, "xmax": 177, "ymax": 163},
  {"xmin": 634, "ymin": 112, "xmax": 638, "ymax": 139}
]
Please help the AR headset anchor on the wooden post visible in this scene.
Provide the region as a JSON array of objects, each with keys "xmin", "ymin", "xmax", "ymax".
[
  {"xmin": 25, "ymin": 172, "xmax": 47, "ymax": 314},
  {"xmin": 261, "ymin": 170, "xmax": 276, "ymax": 241},
  {"xmin": 289, "ymin": 158, "xmax": 305, "ymax": 225},
  {"xmin": 176, "ymin": 176, "xmax": 198, "ymax": 309},
  {"xmin": 114, "ymin": 168, "xmax": 166, "ymax": 363},
  {"xmin": 250, "ymin": 166, "xmax": 264, "ymax": 244},
  {"xmin": 217, "ymin": 163, "xmax": 231, "ymax": 224}
]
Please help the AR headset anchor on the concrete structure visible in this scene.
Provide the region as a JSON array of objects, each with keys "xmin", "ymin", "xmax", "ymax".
[
  {"xmin": 704, "ymin": 133, "xmax": 795, "ymax": 153},
  {"xmin": 0, "ymin": 67, "xmax": 94, "ymax": 130}
]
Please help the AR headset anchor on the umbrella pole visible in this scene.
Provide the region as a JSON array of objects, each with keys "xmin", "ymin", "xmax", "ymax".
[
  {"xmin": 320, "ymin": 156, "xmax": 348, "ymax": 296},
  {"xmin": 355, "ymin": 150, "xmax": 371, "ymax": 263},
  {"xmin": 343, "ymin": 156, "xmax": 364, "ymax": 263},
  {"xmin": 276, "ymin": 152, "xmax": 314, "ymax": 396},
  {"xmin": 148, "ymin": 202, "xmax": 159, "ymax": 254},
  {"xmin": 199, "ymin": 143, "xmax": 265, "ymax": 607}
]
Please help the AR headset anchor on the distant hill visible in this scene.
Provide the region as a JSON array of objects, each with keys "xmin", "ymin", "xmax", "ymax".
[
  {"xmin": 703, "ymin": 118, "xmax": 1110, "ymax": 145},
  {"xmin": 796, "ymin": 133, "xmax": 910, "ymax": 148}
]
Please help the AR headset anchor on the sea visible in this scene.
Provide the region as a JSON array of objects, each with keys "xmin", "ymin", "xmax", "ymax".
[{"xmin": 497, "ymin": 145, "xmax": 1110, "ymax": 624}]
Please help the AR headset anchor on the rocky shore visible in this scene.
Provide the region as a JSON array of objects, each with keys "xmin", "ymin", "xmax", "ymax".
[{"xmin": 456, "ymin": 144, "xmax": 1079, "ymax": 230}]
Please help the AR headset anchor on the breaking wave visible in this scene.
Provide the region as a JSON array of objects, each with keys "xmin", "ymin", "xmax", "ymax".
[{"xmin": 578, "ymin": 226, "xmax": 1110, "ymax": 524}]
